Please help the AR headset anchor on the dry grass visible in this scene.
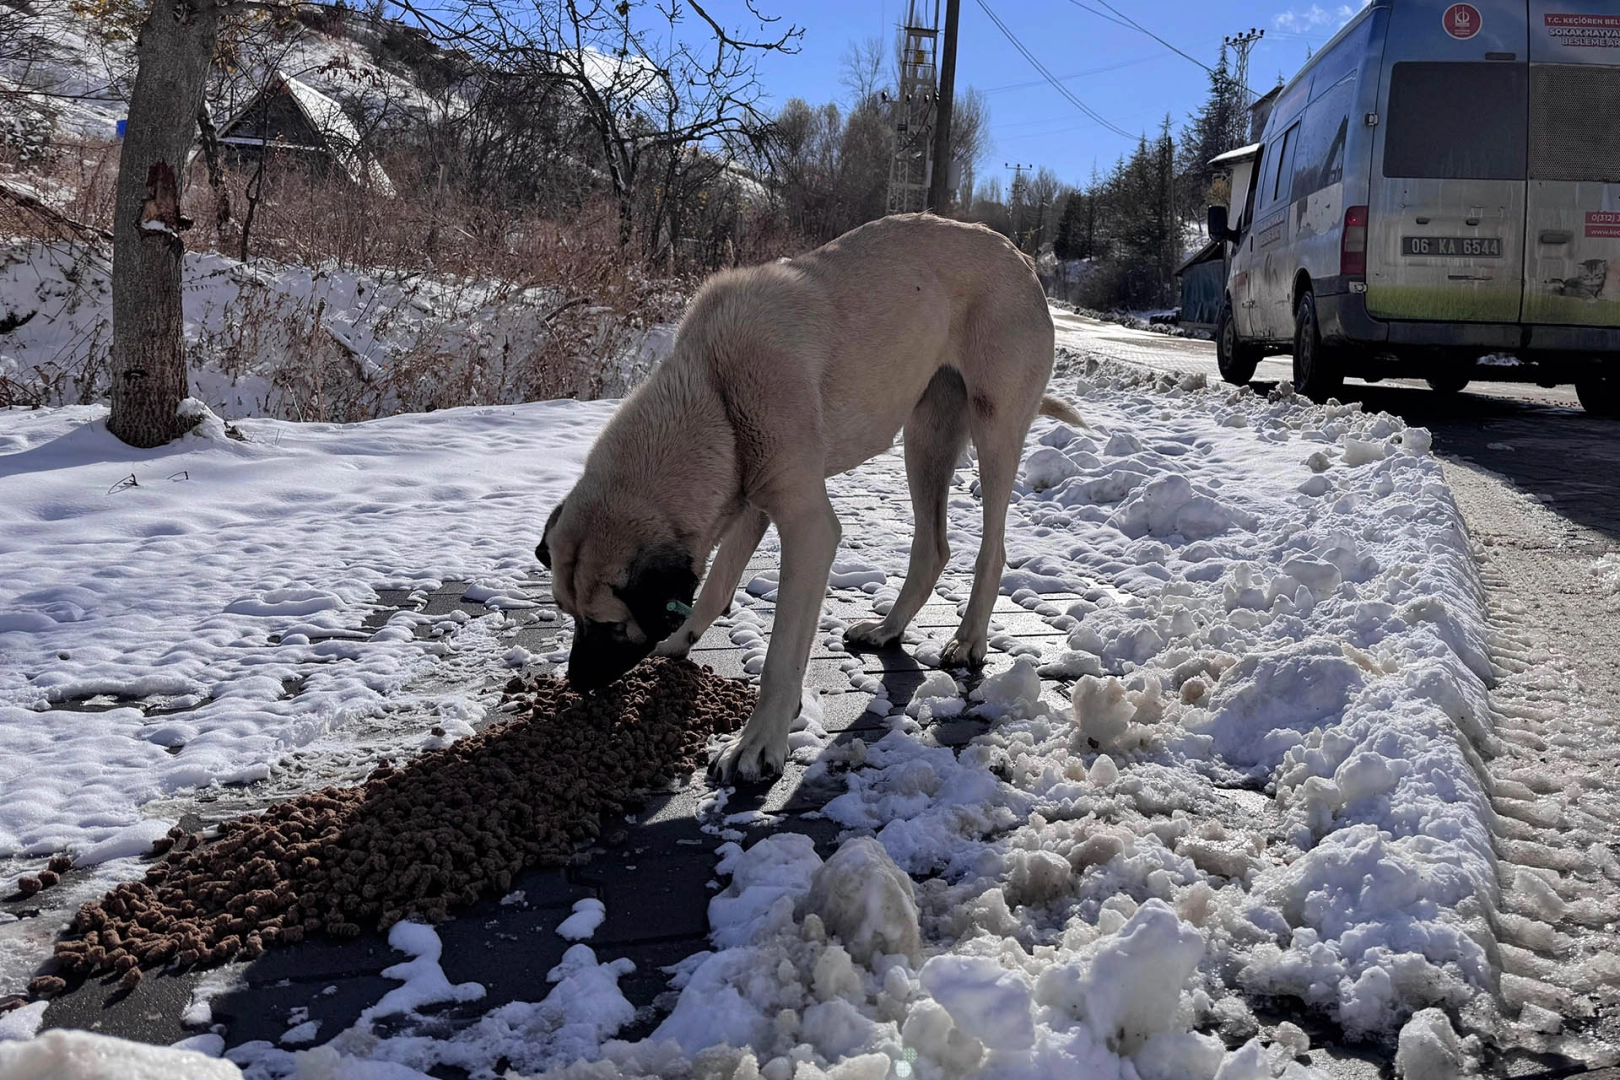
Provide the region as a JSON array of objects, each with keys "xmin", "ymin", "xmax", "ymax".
[{"xmin": 2, "ymin": 141, "xmax": 699, "ymax": 417}]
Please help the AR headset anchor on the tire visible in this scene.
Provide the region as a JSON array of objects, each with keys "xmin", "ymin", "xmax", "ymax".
[
  {"xmin": 1577, "ymin": 370, "xmax": 1620, "ymax": 418},
  {"xmin": 1293, "ymin": 291, "xmax": 1343, "ymax": 403},
  {"xmin": 1216, "ymin": 302, "xmax": 1260, "ymax": 386},
  {"xmin": 1426, "ymin": 372, "xmax": 1471, "ymax": 395}
]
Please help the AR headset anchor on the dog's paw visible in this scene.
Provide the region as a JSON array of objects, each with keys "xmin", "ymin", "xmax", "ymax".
[
  {"xmin": 844, "ymin": 619, "xmax": 900, "ymax": 650},
  {"xmin": 709, "ymin": 720, "xmax": 789, "ymax": 785},
  {"xmin": 654, "ymin": 627, "xmax": 700, "ymax": 660},
  {"xmin": 940, "ymin": 635, "xmax": 988, "ymax": 668}
]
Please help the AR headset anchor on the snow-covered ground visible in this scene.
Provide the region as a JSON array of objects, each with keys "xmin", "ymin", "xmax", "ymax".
[{"xmin": 0, "ymin": 356, "xmax": 1608, "ymax": 1076}]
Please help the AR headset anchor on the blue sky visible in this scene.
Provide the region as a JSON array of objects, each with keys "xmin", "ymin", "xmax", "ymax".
[{"xmin": 747, "ymin": 1, "xmax": 1366, "ymax": 188}]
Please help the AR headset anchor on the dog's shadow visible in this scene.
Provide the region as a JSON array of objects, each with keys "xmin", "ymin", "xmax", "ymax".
[{"xmin": 837, "ymin": 641, "xmax": 991, "ymax": 706}]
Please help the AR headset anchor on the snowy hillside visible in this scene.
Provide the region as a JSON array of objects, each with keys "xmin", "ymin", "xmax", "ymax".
[
  {"xmin": 1, "ymin": 0, "xmax": 450, "ymax": 146},
  {"xmin": 0, "ymin": 240, "xmax": 674, "ymax": 417}
]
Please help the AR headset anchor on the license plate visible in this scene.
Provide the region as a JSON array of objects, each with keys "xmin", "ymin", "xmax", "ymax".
[{"xmin": 1402, "ymin": 236, "xmax": 1503, "ymax": 258}]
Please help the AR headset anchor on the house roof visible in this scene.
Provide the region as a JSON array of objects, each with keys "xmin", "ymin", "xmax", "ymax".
[
  {"xmin": 217, "ymin": 70, "xmax": 395, "ymax": 196},
  {"xmin": 1209, "ymin": 142, "xmax": 1262, "ymax": 169}
]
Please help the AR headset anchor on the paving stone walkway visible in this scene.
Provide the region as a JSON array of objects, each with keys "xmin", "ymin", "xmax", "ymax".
[{"xmin": 31, "ymin": 467, "xmax": 1086, "ymax": 1072}]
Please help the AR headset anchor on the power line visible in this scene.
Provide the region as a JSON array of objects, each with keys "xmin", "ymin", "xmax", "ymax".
[
  {"xmin": 971, "ymin": 0, "xmax": 1133, "ymax": 139},
  {"xmin": 1064, "ymin": 0, "xmax": 1215, "ymax": 75},
  {"xmin": 980, "ymin": 54, "xmax": 1159, "ymax": 96},
  {"xmin": 1063, "ymin": 0, "xmax": 1267, "ymax": 98}
]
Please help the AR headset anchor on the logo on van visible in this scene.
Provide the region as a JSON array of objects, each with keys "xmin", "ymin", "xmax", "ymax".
[{"xmin": 1443, "ymin": 3, "xmax": 1482, "ymax": 39}]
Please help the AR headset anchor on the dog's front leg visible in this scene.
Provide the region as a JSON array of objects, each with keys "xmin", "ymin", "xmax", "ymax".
[
  {"xmin": 657, "ymin": 508, "xmax": 769, "ymax": 659},
  {"xmin": 711, "ymin": 493, "xmax": 840, "ymax": 784}
]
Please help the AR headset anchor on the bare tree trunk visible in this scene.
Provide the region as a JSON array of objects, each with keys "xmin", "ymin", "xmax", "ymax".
[{"xmin": 108, "ymin": 0, "xmax": 221, "ymax": 448}]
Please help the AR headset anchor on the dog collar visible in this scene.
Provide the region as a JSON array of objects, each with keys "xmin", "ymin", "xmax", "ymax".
[{"xmin": 666, "ymin": 600, "xmax": 694, "ymax": 619}]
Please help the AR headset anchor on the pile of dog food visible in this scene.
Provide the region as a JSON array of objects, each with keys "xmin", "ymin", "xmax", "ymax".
[{"xmin": 31, "ymin": 659, "xmax": 754, "ymax": 998}]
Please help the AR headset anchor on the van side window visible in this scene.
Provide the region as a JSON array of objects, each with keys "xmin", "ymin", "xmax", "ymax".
[
  {"xmin": 1291, "ymin": 78, "xmax": 1354, "ymax": 201},
  {"xmin": 1262, "ymin": 123, "xmax": 1301, "ymax": 211},
  {"xmin": 1384, "ymin": 62, "xmax": 1527, "ymax": 180},
  {"xmin": 1532, "ymin": 65, "xmax": 1620, "ymax": 183}
]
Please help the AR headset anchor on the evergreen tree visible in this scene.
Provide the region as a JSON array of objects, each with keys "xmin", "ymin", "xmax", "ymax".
[
  {"xmin": 1053, "ymin": 191, "xmax": 1088, "ymax": 261},
  {"xmin": 1177, "ymin": 46, "xmax": 1248, "ymax": 222}
]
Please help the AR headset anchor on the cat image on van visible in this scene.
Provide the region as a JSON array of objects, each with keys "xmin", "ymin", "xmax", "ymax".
[{"xmin": 1550, "ymin": 259, "xmax": 1618, "ymax": 302}]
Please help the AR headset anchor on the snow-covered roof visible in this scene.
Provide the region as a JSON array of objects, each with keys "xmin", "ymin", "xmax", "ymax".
[
  {"xmin": 1209, "ymin": 142, "xmax": 1262, "ymax": 168},
  {"xmin": 219, "ymin": 71, "xmax": 396, "ymax": 197}
]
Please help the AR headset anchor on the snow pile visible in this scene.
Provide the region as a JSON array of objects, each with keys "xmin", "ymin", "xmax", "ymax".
[
  {"xmin": 557, "ymin": 898, "xmax": 608, "ymax": 941},
  {"xmin": 499, "ymin": 834, "xmax": 1320, "ymax": 1080},
  {"xmin": 218, "ymin": 918, "xmax": 638, "ymax": 1077},
  {"xmin": 591, "ymin": 359, "xmax": 1500, "ymax": 1070},
  {"xmin": 0, "ymin": 1028, "xmax": 242, "ymax": 1079}
]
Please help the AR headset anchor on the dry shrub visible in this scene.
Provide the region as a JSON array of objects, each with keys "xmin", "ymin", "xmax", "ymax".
[{"xmin": 3, "ymin": 145, "xmax": 693, "ymax": 417}]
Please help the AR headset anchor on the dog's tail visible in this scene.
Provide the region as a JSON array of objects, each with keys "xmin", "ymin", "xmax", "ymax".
[{"xmin": 1038, "ymin": 394, "xmax": 1087, "ymax": 428}]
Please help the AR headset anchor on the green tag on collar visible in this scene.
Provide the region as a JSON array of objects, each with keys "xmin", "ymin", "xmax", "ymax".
[{"xmin": 666, "ymin": 600, "xmax": 694, "ymax": 619}]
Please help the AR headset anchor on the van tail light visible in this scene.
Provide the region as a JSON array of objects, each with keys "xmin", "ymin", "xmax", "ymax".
[{"xmin": 1341, "ymin": 205, "xmax": 1368, "ymax": 277}]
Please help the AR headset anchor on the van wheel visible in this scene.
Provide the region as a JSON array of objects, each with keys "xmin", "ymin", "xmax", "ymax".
[
  {"xmin": 1293, "ymin": 292, "xmax": 1343, "ymax": 403},
  {"xmin": 1217, "ymin": 303, "xmax": 1260, "ymax": 386},
  {"xmin": 1576, "ymin": 371, "xmax": 1620, "ymax": 418},
  {"xmin": 1426, "ymin": 372, "xmax": 1471, "ymax": 395}
]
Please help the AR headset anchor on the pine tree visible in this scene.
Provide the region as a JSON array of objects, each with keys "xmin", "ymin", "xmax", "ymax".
[
  {"xmin": 1176, "ymin": 46, "xmax": 1248, "ymax": 224},
  {"xmin": 1053, "ymin": 191, "xmax": 1088, "ymax": 261}
]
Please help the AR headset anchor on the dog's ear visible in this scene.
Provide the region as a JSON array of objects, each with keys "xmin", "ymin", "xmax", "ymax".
[
  {"xmin": 536, "ymin": 501, "xmax": 566, "ymax": 569},
  {"xmin": 618, "ymin": 543, "xmax": 698, "ymax": 643}
]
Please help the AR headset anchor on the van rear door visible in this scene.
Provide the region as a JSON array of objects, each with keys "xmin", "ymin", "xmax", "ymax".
[
  {"xmin": 1365, "ymin": 0, "xmax": 1530, "ymax": 324},
  {"xmin": 1523, "ymin": 0, "xmax": 1620, "ymax": 330}
]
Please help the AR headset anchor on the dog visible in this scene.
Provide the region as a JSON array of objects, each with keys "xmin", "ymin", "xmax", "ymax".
[{"xmin": 537, "ymin": 214, "xmax": 1082, "ymax": 783}]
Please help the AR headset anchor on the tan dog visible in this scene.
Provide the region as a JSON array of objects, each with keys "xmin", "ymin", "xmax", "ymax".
[{"xmin": 537, "ymin": 214, "xmax": 1081, "ymax": 782}]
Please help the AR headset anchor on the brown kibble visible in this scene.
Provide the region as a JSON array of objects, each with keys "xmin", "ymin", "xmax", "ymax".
[
  {"xmin": 120, "ymin": 967, "xmax": 142, "ymax": 990},
  {"xmin": 48, "ymin": 856, "xmax": 73, "ymax": 874},
  {"xmin": 28, "ymin": 976, "xmax": 66, "ymax": 998},
  {"xmin": 15, "ymin": 877, "xmax": 41, "ymax": 897},
  {"xmin": 48, "ymin": 660, "xmax": 752, "ymax": 980}
]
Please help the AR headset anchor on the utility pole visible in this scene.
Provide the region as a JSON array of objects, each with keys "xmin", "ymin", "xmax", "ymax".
[
  {"xmin": 886, "ymin": 1, "xmax": 941, "ymax": 215},
  {"xmin": 1224, "ymin": 28, "xmax": 1264, "ymax": 108},
  {"xmin": 1006, "ymin": 162, "xmax": 1032, "ymax": 250},
  {"xmin": 927, "ymin": 0, "xmax": 960, "ymax": 214}
]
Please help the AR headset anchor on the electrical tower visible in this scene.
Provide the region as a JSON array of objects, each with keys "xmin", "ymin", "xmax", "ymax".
[
  {"xmin": 1224, "ymin": 28, "xmax": 1264, "ymax": 108},
  {"xmin": 886, "ymin": 0, "xmax": 941, "ymax": 215},
  {"xmin": 1006, "ymin": 162, "xmax": 1033, "ymax": 249}
]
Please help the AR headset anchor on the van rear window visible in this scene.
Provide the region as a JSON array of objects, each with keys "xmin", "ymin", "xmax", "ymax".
[
  {"xmin": 1532, "ymin": 65, "xmax": 1620, "ymax": 183},
  {"xmin": 1384, "ymin": 63, "xmax": 1527, "ymax": 180}
]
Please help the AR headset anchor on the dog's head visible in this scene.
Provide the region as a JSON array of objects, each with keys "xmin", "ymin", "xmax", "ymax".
[{"xmin": 536, "ymin": 497, "xmax": 698, "ymax": 692}]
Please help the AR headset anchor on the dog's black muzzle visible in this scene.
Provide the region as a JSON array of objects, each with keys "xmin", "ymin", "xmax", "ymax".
[{"xmin": 565, "ymin": 621, "xmax": 653, "ymax": 693}]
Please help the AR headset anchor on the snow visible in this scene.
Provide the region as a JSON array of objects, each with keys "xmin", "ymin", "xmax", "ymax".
[
  {"xmin": 362, "ymin": 922, "xmax": 484, "ymax": 1022},
  {"xmin": 802, "ymin": 837, "xmax": 922, "ymax": 965},
  {"xmin": 0, "ymin": 241, "xmax": 673, "ymax": 421},
  {"xmin": 0, "ymin": 1002, "xmax": 47, "ymax": 1042},
  {"xmin": 556, "ymin": 898, "xmax": 607, "ymax": 941},
  {"xmin": 0, "ymin": 353, "xmax": 1525, "ymax": 1073},
  {"xmin": 0, "ymin": 1028, "xmax": 243, "ymax": 1079},
  {"xmin": 0, "ymin": 397, "xmax": 613, "ymax": 877}
]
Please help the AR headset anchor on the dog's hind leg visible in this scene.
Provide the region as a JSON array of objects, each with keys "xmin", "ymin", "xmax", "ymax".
[
  {"xmin": 941, "ymin": 405, "xmax": 1029, "ymax": 669},
  {"xmin": 846, "ymin": 368, "xmax": 969, "ymax": 650},
  {"xmin": 657, "ymin": 507, "xmax": 770, "ymax": 659}
]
